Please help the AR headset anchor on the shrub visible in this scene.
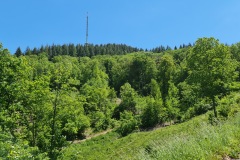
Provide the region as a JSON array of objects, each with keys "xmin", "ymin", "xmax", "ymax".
[
  {"xmin": 117, "ymin": 111, "xmax": 139, "ymax": 136},
  {"xmin": 141, "ymin": 98, "xmax": 161, "ymax": 128}
]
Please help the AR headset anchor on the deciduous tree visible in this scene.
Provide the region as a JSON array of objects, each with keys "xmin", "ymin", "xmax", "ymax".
[{"xmin": 187, "ymin": 37, "xmax": 237, "ymax": 117}]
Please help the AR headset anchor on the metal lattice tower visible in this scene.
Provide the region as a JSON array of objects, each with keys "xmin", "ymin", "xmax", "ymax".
[{"xmin": 85, "ymin": 12, "xmax": 88, "ymax": 46}]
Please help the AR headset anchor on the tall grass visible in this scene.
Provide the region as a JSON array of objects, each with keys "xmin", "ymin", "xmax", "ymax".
[
  {"xmin": 138, "ymin": 113, "xmax": 240, "ymax": 160},
  {"xmin": 60, "ymin": 113, "xmax": 240, "ymax": 160}
]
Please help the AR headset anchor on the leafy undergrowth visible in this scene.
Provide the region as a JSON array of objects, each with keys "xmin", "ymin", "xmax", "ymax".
[{"xmin": 59, "ymin": 112, "xmax": 240, "ymax": 160}]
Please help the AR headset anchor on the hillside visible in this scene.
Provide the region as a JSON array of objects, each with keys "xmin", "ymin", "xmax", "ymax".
[
  {"xmin": 1, "ymin": 38, "xmax": 240, "ymax": 159},
  {"xmin": 60, "ymin": 112, "xmax": 240, "ymax": 160}
]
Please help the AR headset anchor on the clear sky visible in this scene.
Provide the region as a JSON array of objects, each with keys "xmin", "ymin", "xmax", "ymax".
[{"xmin": 1, "ymin": 0, "xmax": 240, "ymax": 53}]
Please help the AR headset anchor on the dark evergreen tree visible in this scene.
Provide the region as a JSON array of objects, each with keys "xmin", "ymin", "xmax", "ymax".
[
  {"xmin": 15, "ymin": 47, "xmax": 23, "ymax": 57},
  {"xmin": 25, "ymin": 47, "xmax": 32, "ymax": 55},
  {"xmin": 55, "ymin": 45, "xmax": 63, "ymax": 55},
  {"xmin": 32, "ymin": 47, "xmax": 39, "ymax": 55},
  {"xmin": 40, "ymin": 45, "xmax": 45, "ymax": 53},
  {"xmin": 166, "ymin": 45, "xmax": 172, "ymax": 50},
  {"xmin": 188, "ymin": 43, "xmax": 192, "ymax": 47},
  {"xmin": 69, "ymin": 44, "xmax": 77, "ymax": 57},
  {"xmin": 62, "ymin": 44, "xmax": 69, "ymax": 55}
]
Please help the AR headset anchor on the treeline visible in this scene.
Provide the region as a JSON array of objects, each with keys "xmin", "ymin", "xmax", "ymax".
[
  {"xmin": 151, "ymin": 43, "xmax": 193, "ymax": 53},
  {"xmin": 1, "ymin": 38, "xmax": 240, "ymax": 159},
  {"xmin": 14, "ymin": 43, "xmax": 142, "ymax": 59},
  {"xmin": 14, "ymin": 43, "xmax": 193, "ymax": 59}
]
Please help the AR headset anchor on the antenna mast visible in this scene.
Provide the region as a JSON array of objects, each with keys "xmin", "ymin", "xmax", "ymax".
[{"xmin": 85, "ymin": 12, "xmax": 88, "ymax": 45}]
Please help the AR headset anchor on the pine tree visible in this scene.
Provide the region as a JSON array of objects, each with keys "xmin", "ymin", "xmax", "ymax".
[
  {"xmin": 25, "ymin": 47, "xmax": 32, "ymax": 55},
  {"xmin": 15, "ymin": 47, "xmax": 23, "ymax": 57}
]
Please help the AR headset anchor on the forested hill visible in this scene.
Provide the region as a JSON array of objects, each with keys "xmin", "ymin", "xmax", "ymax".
[
  {"xmin": 1, "ymin": 37, "xmax": 240, "ymax": 159},
  {"xmin": 14, "ymin": 43, "xmax": 193, "ymax": 59}
]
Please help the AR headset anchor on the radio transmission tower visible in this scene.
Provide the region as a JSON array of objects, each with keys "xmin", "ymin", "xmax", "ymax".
[{"xmin": 85, "ymin": 12, "xmax": 89, "ymax": 46}]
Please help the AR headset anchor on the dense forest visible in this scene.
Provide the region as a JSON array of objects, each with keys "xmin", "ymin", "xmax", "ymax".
[
  {"xmin": 14, "ymin": 44, "xmax": 142, "ymax": 59},
  {"xmin": 1, "ymin": 37, "xmax": 240, "ymax": 159},
  {"xmin": 14, "ymin": 43, "xmax": 192, "ymax": 59}
]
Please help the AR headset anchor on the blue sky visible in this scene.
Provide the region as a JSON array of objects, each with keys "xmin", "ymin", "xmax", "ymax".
[{"xmin": 1, "ymin": 0, "xmax": 240, "ymax": 53}]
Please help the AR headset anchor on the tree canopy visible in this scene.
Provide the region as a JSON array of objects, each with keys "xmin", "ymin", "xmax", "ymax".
[{"xmin": 1, "ymin": 37, "xmax": 240, "ymax": 159}]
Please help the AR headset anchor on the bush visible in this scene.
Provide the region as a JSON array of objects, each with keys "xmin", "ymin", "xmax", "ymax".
[
  {"xmin": 194, "ymin": 103, "xmax": 211, "ymax": 115},
  {"xmin": 90, "ymin": 111, "xmax": 110, "ymax": 132},
  {"xmin": 182, "ymin": 100, "xmax": 211, "ymax": 121},
  {"xmin": 117, "ymin": 111, "xmax": 139, "ymax": 136},
  {"xmin": 0, "ymin": 131, "xmax": 49, "ymax": 159},
  {"xmin": 208, "ymin": 113, "xmax": 219, "ymax": 125},
  {"xmin": 141, "ymin": 98, "xmax": 161, "ymax": 128},
  {"xmin": 218, "ymin": 92, "xmax": 240, "ymax": 119},
  {"xmin": 218, "ymin": 104, "xmax": 231, "ymax": 118}
]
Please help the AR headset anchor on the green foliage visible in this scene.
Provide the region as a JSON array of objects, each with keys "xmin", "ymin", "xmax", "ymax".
[
  {"xmin": 113, "ymin": 83, "xmax": 138, "ymax": 119},
  {"xmin": 1, "ymin": 37, "xmax": 240, "ymax": 159},
  {"xmin": 104, "ymin": 57, "xmax": 130, "ymax": 93},
  {"xmin": 20, "ymin": 75, "xmax": 52, "ymax": 150},
  {"xmin": 149, "ymin": 79, "xmax": 161, "ymax": 100},
  {"xmin": 60, "ymin": 112, "xmax": 240, "ymax": 160},
  {"xmin": 128, "ymin": 56, "xmax": 157, "ymax": 95},
  {"xmin": 0, "ymin": 131, "xmax": 49, "ymax": 159},
  {"xmin": 178, "ymin": 81, "xmax": 199, "ymax": 112},
  {"xmin": 183, "ymin": 99, "xmax": 211, "ymax": 121},
  {"xmin": 80, "ymin": 64, "xmax": 116, "ymax": 131},
  {"xmin": 57, "ymin": 92, "xmax": 90, "ymax": 140},
  {"xmin": 141, "ymin": 98, "xmax": 162, "ymax": 128},
  {"xmin": 218, "ymin": 92, "xmax": 240, "ymax": 118},
  {"xmin": 187, "ymin": 37, "xmax": 237, "ymax": 117},
  {"xmin": 117, "ymin": 111, "xmax": 139, "ymax": 136},
  {"xmin": 14, "ymin": 47, "xmax": 23, "ymax": 57},
  {"xmin": 140, "ymin": 114, "xmax": 240, "ymax": 160},
  {"xmin": 158, "ymin": 54, "xmax": 176, "ymax": 106},
  {"xmin": 21, "ymin": 43, "xmax": 141, "ymax": 59}
]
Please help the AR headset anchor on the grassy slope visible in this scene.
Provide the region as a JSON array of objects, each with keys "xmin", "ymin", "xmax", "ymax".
[{"xmin": 59, "ymin": 112, "xmax": 240, "ymax": 160}]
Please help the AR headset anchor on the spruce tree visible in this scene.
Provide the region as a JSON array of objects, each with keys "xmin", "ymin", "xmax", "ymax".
[{"xmin": 15, "ymin": 47, "xmax": 23, "ymax": 57}]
